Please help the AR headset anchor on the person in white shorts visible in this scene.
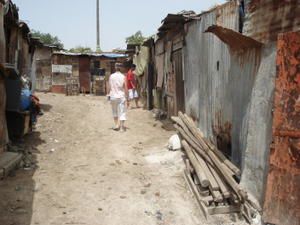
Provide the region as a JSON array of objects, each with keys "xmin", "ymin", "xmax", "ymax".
[
  {"xmin": 107, "ymin": 63, "xmax": 129, "ymax": 132},
  {"xmin": 126, "ymin": 64, "xmax": 140, "ymax": 108}
]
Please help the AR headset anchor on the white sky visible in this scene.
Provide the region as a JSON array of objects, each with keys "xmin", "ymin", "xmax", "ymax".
[{"xmin": 13, "ymin": 0, "xmax": 226, "ymax": 51}]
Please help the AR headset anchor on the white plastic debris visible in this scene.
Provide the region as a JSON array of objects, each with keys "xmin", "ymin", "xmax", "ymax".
[{"xmin": 168, "ymin": 134, "xmax": 181, "ymax": 151}]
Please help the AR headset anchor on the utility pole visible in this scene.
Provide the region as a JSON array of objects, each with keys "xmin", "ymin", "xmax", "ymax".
[{"xmin": 96, "ymin": 0, "xmax": 100, "ymax": 52}]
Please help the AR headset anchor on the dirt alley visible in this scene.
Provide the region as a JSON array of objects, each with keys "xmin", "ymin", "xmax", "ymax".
[{"xmin": 0, "ymin": 93, "xmax": 245, "ymax": 225}]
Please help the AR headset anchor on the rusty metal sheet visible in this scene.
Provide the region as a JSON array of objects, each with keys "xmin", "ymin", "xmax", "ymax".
[
  {"xmin": 79, "ymin": 56, "xmax": 91, "ymax": 93},
  {"xmin": 215, "ymin": 0, "xmax": 239, "ymax": 30},
  {"xmin": 244, "ymin": 0, "xmax": 300, "ymax": 43},
  {"xmin": 51, "ymin": 85, "xmax": 66, "ymax": 94},
  {"xmin": 263, "ymin": 31, "xmax": 300, "ymax": 225},
  {"xmin": 205, "ymin": 25, "xmax": 263, "ymax": 50}
]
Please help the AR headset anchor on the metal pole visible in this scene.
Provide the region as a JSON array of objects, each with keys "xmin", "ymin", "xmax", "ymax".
[{"xmin": 96, "ymin": 0, "xmax": 100, "ymax": 52}]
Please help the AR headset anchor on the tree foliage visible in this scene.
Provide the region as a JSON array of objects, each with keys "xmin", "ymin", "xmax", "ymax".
[
  {"xmin": 69, "ymin": 46, "xmax": 93, "ymax": 54},
  {"xmin": 126, "ymin": 31, "xmax": 146, "ymax": 45},
  {"xmin": 31, "ymin": 30, "xmax": 64, "ymax": 49}
]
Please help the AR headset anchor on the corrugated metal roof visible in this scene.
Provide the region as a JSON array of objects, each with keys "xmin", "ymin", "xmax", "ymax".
[
  {"xmin": 157, "ymin": 11, "xmax": 199, "ymax": 38},
  {"xmin": 53, "ymin": 51, "xmax": 127, "ymax": 58}
]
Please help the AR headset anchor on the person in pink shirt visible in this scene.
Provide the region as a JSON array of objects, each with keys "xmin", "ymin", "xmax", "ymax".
[{"xmin": 107, "ymin": 63, "xmax": 129, "ymax": 132}]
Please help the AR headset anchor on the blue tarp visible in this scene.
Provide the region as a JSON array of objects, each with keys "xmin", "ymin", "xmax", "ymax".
[{"xmin": 20, "ymin": 89, "xmax": 31, "ymax": 111}]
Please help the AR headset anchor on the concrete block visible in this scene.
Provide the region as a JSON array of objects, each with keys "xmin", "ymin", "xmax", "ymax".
[{"xmin": 0, "ymin": 152, "xmax": 23, "ymax": 178}]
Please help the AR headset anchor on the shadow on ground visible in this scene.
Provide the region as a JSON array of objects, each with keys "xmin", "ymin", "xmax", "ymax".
[
  {"xmin": 40, "ymin": 103, "xmax": 52, "ymax": 112},
  {"xmin": 0, "ymin": 123, "xmax": 46, "ymax": 225}
]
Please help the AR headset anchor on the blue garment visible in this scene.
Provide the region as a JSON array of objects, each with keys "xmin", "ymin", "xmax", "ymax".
[{"xmin": 20, "ymin": 89, "xmax": 31, "ymax": 111}]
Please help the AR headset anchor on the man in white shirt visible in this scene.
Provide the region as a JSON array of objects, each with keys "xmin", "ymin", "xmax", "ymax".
[{"xmin": 107, "ymin": 63, "xmax": 129, "ymax": 132}]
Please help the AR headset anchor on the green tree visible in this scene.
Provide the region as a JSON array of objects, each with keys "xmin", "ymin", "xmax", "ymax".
[
  {"xmin": 69, "ymin": 46, "xmax": 93, "ymax": 54},
  {"xmin": 31, "ymin": 30, "xmax": 64, "ymax": 49},
  {"xmin": 126, "ymin": 31, "xmax": 146, "ymax": 45}
]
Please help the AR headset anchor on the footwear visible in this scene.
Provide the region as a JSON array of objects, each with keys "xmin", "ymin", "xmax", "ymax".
[
  {"xmin": 120, "ymin": 127, "xmax": 126, "ymax": 132},
  {"xmin": 112, "ymin": 126, "xmax": 120, "ymax": 131}
]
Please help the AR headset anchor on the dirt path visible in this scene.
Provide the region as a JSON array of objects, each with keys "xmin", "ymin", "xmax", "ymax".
[{"xmin": 0, "ymin": 93, "xmax": 244, "ymax": 225}]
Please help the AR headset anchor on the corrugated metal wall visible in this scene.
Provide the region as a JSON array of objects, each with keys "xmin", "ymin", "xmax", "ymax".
[
  {"xmin": 244, "ymin": 0, "xmax": 300, "ymax": 43},
  {"xmin": 184, "ymin": 1, "xmax": 240, "ymax": 158},
  {"xmin": 0, "ymin": 2, "xmax": 8, "ymax": 154},
  {"xmin": 239, "ymin": 43, "xmax": 276, "ymax": 203},
  {"xmin": 183, "ymin": 1, "xmax": 276, "ymax": 203}
]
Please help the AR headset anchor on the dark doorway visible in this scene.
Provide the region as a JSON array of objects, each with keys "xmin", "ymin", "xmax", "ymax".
[{"xmin": 173, "ymin": 49, "xmax": 185, "ymax": 114}]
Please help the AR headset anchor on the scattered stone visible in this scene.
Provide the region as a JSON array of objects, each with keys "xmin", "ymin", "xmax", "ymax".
[
  {"xmin": 120, "ymin": 196, "xmax": 127, "ymax": 199},
  {"xmin": 144, "ymin": 183, "xmax": 152, "ymax": 188},
  {"xmin": 115, "ymin": 160, "xmax": 122, "ymax": 165},
  {"xmin": 133, "ymin": 163, "xmax": 138, "ymax": 166},
  {"xmin": 155, "ymin": 192, "xmax": 160, "ymax": 197},
  {"xmin": 144, "ymin": 210, "xmax": 152, "ymax": 216},
  {"xmin": 156, "ymin": 210, "xmax": 163, "ymax": 221},
  {"xmin": 98, "ymin": 208, "xmax": 103, "ymax": 211},
  {"xmin": 140, "ymin": 189, "xmax": 147, "ymax": 195}
]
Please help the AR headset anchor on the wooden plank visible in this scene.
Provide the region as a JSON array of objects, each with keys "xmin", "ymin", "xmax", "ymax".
[
  {"xmin": 172, "ymin": 116, "xmax": 204, "ymax": 150},
  {"xmin": 201, "ymin": 195, "xmax": 214, "ymax": 206},
  {"xmin": 208, "ymin": 163, "xmax": 231, "ymax": 198},
  {"xmin": 209, "ymin": 187, "xmax": 223, "ymax": 203},
  {"xmin": 204, "ymin": 139, "xmax": 241, "ymax": 176},
  {"xmin": 195, "ymin": 152, "xmax": 219, "ymax": 191},
  {"xmin": 207, "ymin": 205, "xmax": 240, "ymax": 215},
  {"xmin": 192, "ymin": 173, "xmax": 200, "ymax": 185},
  {"xmin": 177, "ymin": 114, "xmax": 247, "ymax": 202},
  {"xmin": 173, "ymin": 124, "xmax": 214, "ymax": 167},
  {"xmin": 184, "ymin": 158, "xmax": 194, "ymax": 174},
  {"xmin": 183, "ymin": 169, "xmax": 209, "ymax": 219},
  {"xmin": 179, "ymin": 112, "xmax": 240, "ymax": 176},
  {"xmin": 196, "ymin": 184, "xmax": 210, "ymax": 197},
  {"xmin": 182, "ymin": 140, "xmax": 209, "ymax": 188}
]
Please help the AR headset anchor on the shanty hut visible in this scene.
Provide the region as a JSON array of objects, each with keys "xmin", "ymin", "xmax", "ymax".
[
  {"xmin": 180, "ymin": 1, "xmax": 300, "ymax": 224},
  {"xmin": 51, "ymin": 52, "xmax": 127, "ymax": 95},
  {"xmin": 0, "ymin": 0, "xmax": 8, "ymax": 155},
  {"xmin": 155, "ymin": 11, "xmax": 199, "ymax": 117},
  {"xmin": 143, "ymin": 1, "xmax": 300, "ymax": 224},
  {"xmin": 31, "ymin": 41, "xmax": 59, "ymax": 92},
  {"xmin": 3, "ymin": 1, "xmax": 33, "ymax": 140}
]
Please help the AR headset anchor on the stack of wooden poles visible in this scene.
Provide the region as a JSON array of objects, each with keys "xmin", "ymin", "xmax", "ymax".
[{"xmin": 172, "ymin": 112, "xmax": 258, "ymax": 222}]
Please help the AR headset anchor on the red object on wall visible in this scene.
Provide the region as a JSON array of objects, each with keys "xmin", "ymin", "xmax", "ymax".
[
  {"xmin": 79, "ymin": 56, "xmax": 91, "ymax": 93},
  {"xmin": 263, "ymin": 31, "xmax": 300, "ymax": 225},
  {"xmin": 51, "ymin": 85, "xmax": 66, "ymax": 94}
]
